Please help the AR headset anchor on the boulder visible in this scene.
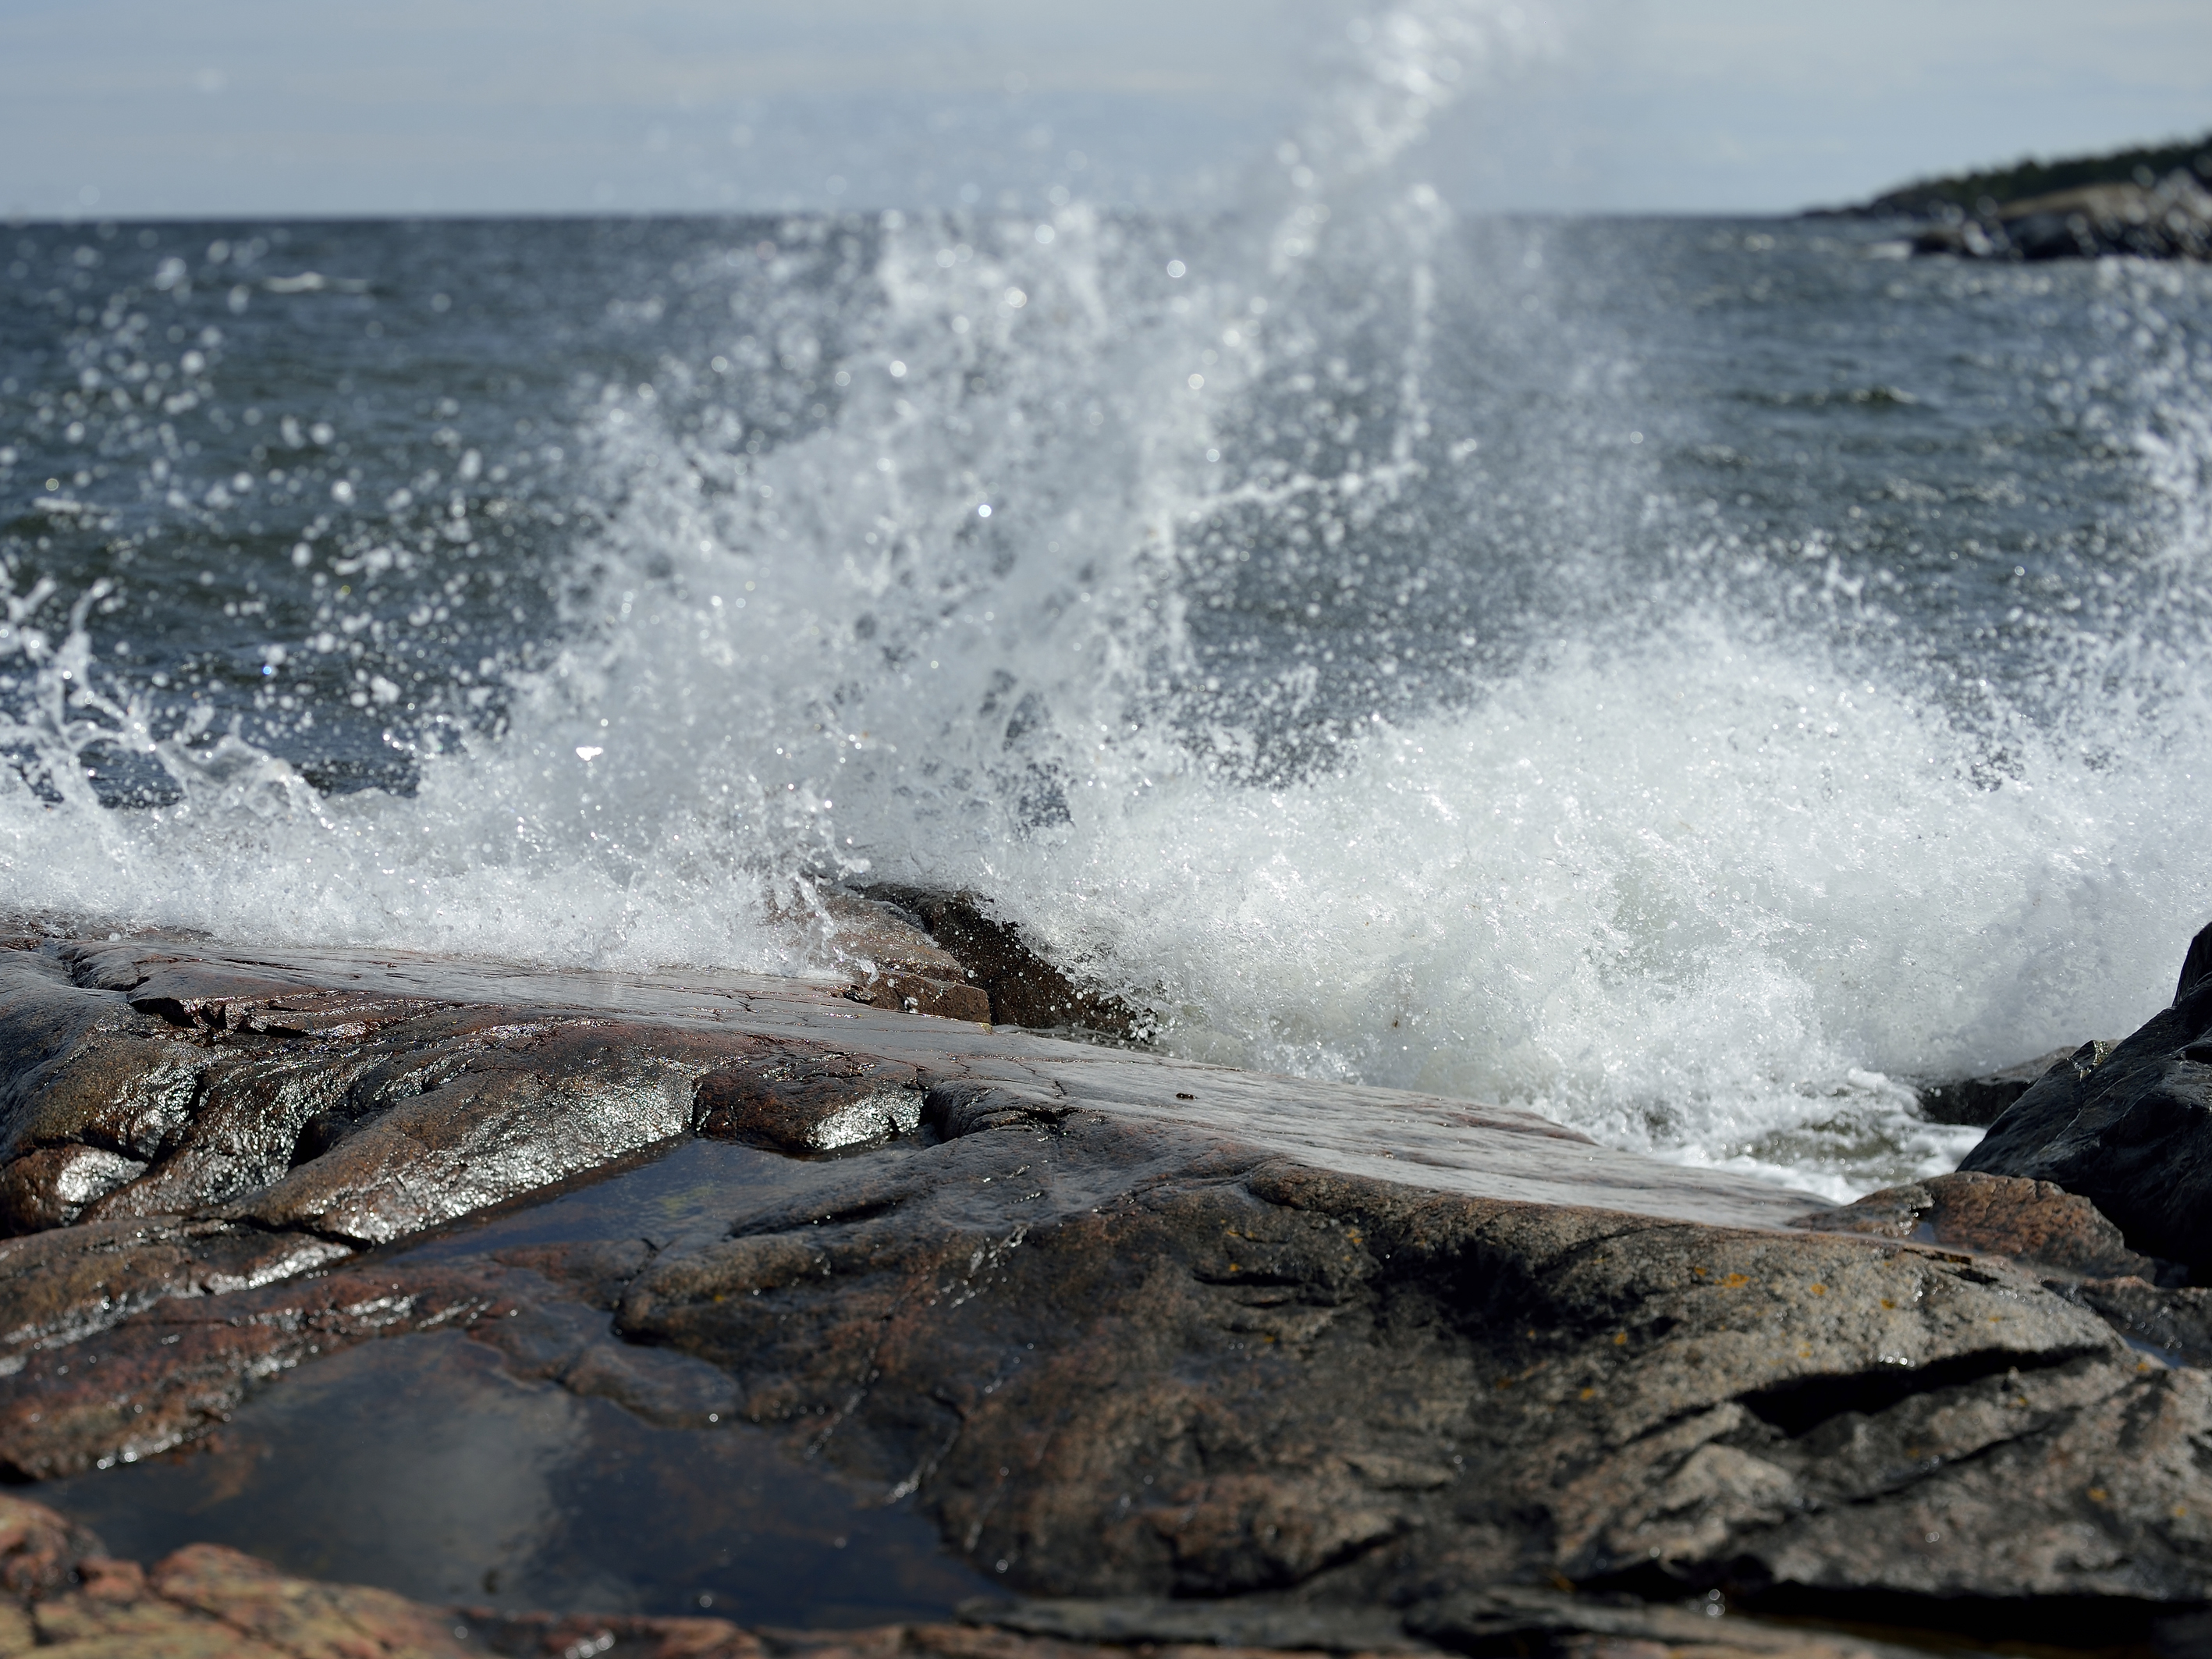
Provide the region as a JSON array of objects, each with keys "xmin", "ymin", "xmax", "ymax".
[
  {"xmin": 1958, "ymin": 920, "xmax": 2212, "ymax": 1269},
  {"xmin": 857, "ymin": 885, "xmax": 1149, "ymax": 1036},
  {"xmin": 814, "ymin": 890, "xmax": 994, "ymax": 1023}
]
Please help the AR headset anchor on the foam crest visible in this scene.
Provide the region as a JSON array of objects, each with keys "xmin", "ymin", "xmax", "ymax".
[{"xmin": 972, "ymin": 620, "xmax": 2211, "ymax": 1195}]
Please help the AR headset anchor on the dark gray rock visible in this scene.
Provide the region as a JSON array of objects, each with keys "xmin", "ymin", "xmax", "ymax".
[
  {"xmin": 1915, "ymin": 1047, "xmax": 2095, "ymax": 1128},
  {"xmin": 2060, "ymin": 1277, "xmax": 2212, "ymax": 1370},
  {"xmin": 1960, "ymin": 921, "xmax": 2212, "ymax": 1270}
]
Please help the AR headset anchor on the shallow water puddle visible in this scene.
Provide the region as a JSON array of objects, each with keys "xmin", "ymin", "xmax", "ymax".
[{"xmin": 42, "ymin": 1137, "xmax": 996, "ymax": 1623}]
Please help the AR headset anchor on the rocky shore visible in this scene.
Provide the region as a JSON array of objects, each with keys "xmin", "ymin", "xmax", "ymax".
[
  {"xmin": 1904, "ymin": 172, "xmax": 2212, "ymax": 261},
  {"xmin": 2, "ymin": 903, "xmax": 2212, "ymax": 1654},
  {"xmin": 1817, "ymin": 130, "xmax": 2212, "ymax": 260}
]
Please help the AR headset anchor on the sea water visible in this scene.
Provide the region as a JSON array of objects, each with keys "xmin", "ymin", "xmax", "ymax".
[{"xmin": 3, "ymin": 2, "xmax": 2210, "ymax": 1201}]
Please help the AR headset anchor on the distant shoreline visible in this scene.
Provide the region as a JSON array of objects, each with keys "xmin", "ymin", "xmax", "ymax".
[{"xmin": 1813, "ymin": 128, "xmax": 2212, "ymax": 219}]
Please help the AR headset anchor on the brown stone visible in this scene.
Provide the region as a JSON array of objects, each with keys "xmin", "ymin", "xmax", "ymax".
[
  {"xmin": 609, "ymin": 1112, "xmax": 2183, "ymax": 1608},
  {"xmin": 843, "ymin": 972, "xmax": 994, "ymax": 1024},
  {"xmin": 0, "ymin": 1214, "xmax": 348, "ymax": 1366},
  {"xmin": 0, "ymin": 1486, "xmax": 1957, "ymax": 1659},
  {"xmin": 148, "ymin": 1542, "xmax": 474, "ymax": 1657},
  {"xmin": 0, "ymin": 1259, "xmax": 513, "ymax": 1479},
  {"xmin": 0, "ymin": 1491, "xmax": 102, "ymax": 1600},
  {"xmin": 812, "ymin": 893, "xmax": 995, "ymax": 1024},
  {"xmin": 856, "ymin": 886, "xmax": 1146, "ymax": 1036},
  {"xmin": 0, "ymin": 1142, "xmax": 147, "ymax": 1232},
  {"xmin": 1, "ymin": 941, "xmax": 970, "ymax": 1249},
  {"xmin": 694, "ymin": 1053, "xmax": 925, "ymax": 1153},
  {"xmin": 462, "ymin": 1608, "xmax": 765, "ymax": 1657},
  {"xmin": 1789, "ymin": 1169, "xmax": 2157, "ymax": 1280},
  {"xmin": 218, "ymin": 1021, "xmax": 714, "ymax": 1245}
]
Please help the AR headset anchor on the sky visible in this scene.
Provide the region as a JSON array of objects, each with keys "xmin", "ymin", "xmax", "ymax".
[{"xmin": 2, "ymin": 0, "xmax": 2207, "ymax": 221}]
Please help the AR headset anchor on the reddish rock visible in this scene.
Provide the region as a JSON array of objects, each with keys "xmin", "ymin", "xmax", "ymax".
[
  {"xmin": 855, "ymin": 887, "xmax": 1145, "ymax": 1036},
  {"xmin": 0, "ymin": 1487, "xmax": 1950, "ymax": 1657},
  {"xmin": 0, "ymin": 1213, "xmax": 347, "ymax": 1366},
  {"xmin": 842, "ymin": 972, "xmax": 994, "ymax": 1025},
  {"xmin": 0, "ymin": 943, "xmax": 951, "ymax": 1249},
  {"xmin": 609, "ymin": 1118, "xmax": 2166, "ymax": 1607},
  {"xmin": 148, "ymin": 1541, "xmax": 474, "ymax": 1656},
  {"xmin": 0, "ymin": 1142, "xmax": 147, "ymax": 1231},
  {"xmin": 694, "ymin": 1054, "xmax": 925, "ymax": 1153},
  {"xmin": 0, "ymin": 1259, "xmax": 513, "ymax": 1479},
  {"xmin": 463, "ymin": 1608, "xmax": 765, "ymax": 1657},
  {"xmin": 0, "ymin": 1490, "xmax": 101, "ymax": 1600},
  {"xmin": 802, "ymin": 892, "xmax": 995, "ymax": 1026},
  {"xmin": 1790, "ymin": 1170, "xmax": 2157, "ymax": 1280}
]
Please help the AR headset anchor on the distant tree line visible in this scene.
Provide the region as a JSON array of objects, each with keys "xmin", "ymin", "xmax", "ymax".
[{"xmin": 1840, "ymin": 131, "xmax": 2212, "ymax": 218}]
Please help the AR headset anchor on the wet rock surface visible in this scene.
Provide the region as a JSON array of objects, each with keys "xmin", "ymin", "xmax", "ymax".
[
  {"xmin": 1962, "ymin": 920, "xmax": 2212, "ymax": 1271},
  {"xmin": 854, "ymin": 886, "xmax": 1148, "ymax": 1037},
  {"xmin": 1790, "ymin": 1168, "xmax": 2161, "ymax": 1281},
  {"xmin": 0, "ymin": 1490, "xmax": 1968, "ymax": 1659},
  {"xmin": 1912, "ymin": 1046, "xmax": 2093, "ymax": 1128},
  {"xmin": 0, "ymin": 930, "xmax": 1827, "ymax": 1237},
  {"xmin": 2, "ymin": 924, "xmax": 2212, "ymax": 1649}
]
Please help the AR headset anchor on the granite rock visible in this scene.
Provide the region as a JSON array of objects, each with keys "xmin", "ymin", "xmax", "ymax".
[
  {"xmin": 856, "ymin": 886, "xmax": 1147, "ymax": 1036},
  {"xmin": 609, "ymin": 1109, "xmax": 2200, "ymax": 1610},
  {"xmin": 1790, "ymin": 1169, "xmax": 2159, "ymax": 1281},
  {"xmin": 1960, "ymin": 921, "xmax": 2212, "ymax": 1269},
  {"xmin": 5, "ymin": 929, "xmax": 2212, "ymax": 1639},
  {"xmin": 815, "ymin": 892, "xmax": 995, "ymax": 1025},
  {"xmin": 0, "ymin": 943, "xmax": 936, "ymax": 1247},
  {"xmin": 1913, "ymin": 1048, "xmax": 2090, "ymax": 1128}
]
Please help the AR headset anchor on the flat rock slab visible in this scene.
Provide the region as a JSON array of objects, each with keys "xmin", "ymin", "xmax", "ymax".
[
  {"xmin": 3, "ymin": 930, "xmax": 2212, "ymax": 1643},
  {"xmin": 0, "ymin": 935, "xmax": 1824, "ymax": 1234}
]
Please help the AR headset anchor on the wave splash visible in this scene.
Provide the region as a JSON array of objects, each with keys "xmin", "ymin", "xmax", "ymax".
[{"xmin": 4, "ymin": 2, "xmax": 2210, "ymax": 1199}]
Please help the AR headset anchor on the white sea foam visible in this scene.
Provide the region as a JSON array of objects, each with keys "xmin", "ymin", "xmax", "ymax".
[
  {"xmin": 971, "ymin": 623, "xmax": 2210, "ymax": 1198},
  {"xmin": 3, "ymin": 1, "xmax": 2209, "ymax": 1199}
]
